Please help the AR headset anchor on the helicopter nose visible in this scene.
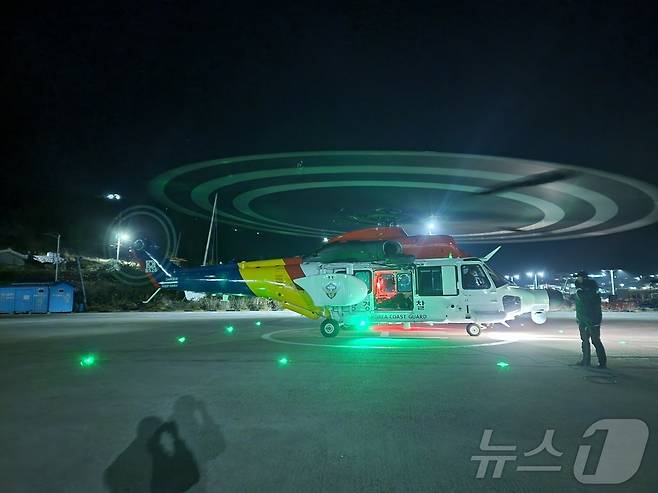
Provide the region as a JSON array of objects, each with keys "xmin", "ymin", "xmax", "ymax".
[{"xmin": 546, "ymin": 288, "xmax": 567, "ymax": 311}]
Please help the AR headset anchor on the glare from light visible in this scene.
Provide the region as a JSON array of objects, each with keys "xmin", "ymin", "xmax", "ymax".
[
  {"xmin": 538, "ymin": 271, "xmax": 545, "ymax": 278},
  {"xmin": 526, "ymin": 272, "xmax": 534, "ymax": 277},
  {"xmin": 105, "ymin": 193, "xmax": 122, "ymax": 200},
  {"xmin": 513, "ymin": 274, "xmax": 520, "ymax": 280},
  {"xmin": 225, "ymin": 325, "xmax": 235, "ymax": 334},
  {"xmin": 118, "ymin": 232, "xmax": 130, "ymax": 241},
  {"xmin": 79, "ymin": 354, "xmax": 97, "ymax": 367},
  {"xmin": 496, "ymin": 361, "xmax": 510, "ymax": 368},
  {"xmin": 177, "ymin": 336, "xmax": 187, "ymax": 344},
  {"xmin": 322, "ymin": 237, "xmax": 329, "ymax": 243},
  {"xmin": 255, "ymin": 321, "xmax": 262, "ymax": 326},
  {"xmin": 278, "ymin": 356, "xmax": 289, "ymax": 366}
]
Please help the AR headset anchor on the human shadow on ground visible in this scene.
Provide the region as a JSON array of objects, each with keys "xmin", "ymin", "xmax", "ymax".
[{"xmin": 104, "ymin": 396, "xmax": 225, "ymax": 493}]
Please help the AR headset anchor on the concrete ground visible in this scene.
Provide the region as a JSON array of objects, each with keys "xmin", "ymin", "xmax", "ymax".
[{"xmin": 0, "ymin": 311, "xmax": 657, "ymax": 492}]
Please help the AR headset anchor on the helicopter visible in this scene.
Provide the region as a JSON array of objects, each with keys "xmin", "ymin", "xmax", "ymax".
[{"xmin": 131, "ymin": 226, "xmax": 565, "ymax": 337}]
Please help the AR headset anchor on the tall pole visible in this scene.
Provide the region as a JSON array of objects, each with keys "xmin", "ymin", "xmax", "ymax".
[
  {"xmin": 609, "ymin": 269, "xmax": 616, "ymax": 296},
  {"xmin": 116, "ymin": 233, "xmax": 121, "ymax": 261},
  {"xmin": 76, "ymin": 256, "xmax": 87, "ymax": 309},
  {"xmin": 534, "ymin": 273, "xmax": 538, "ymax": 289},
  {"xmin": 202, "ymin": 194, "xmax": 218, "ymax": 266},
  {"xmin": 55, "ymin": 234, "xmax": 61, "ymax": 282}
]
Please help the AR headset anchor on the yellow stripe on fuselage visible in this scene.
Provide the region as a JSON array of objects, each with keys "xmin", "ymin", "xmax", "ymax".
[{"xmin": 237, "ymin": 258, "xmax": 323, "ymax": 319}]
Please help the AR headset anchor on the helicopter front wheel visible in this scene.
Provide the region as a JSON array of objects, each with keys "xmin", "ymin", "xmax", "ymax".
[
  {"xmin": 320, "ymin": 318, "xmax": 341, "ymax": 338},
  {"xmin": 466, "ymin": 323, "xmax": 482, "ymax": 337}
]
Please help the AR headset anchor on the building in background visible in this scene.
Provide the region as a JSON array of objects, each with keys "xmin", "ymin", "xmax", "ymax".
[{"xmin": 0, "ymin": 248, "xmax": 28, "ymax": 266}]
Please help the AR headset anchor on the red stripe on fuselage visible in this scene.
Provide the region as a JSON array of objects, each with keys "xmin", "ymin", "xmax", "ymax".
[{"xmin": 284, "ymin": 257, "xmax": 306, "ymax": 280}]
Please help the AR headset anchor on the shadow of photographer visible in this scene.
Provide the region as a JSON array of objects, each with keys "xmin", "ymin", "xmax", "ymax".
[{"xmin": 104, "ymin": 396, "xmax": 225, "ymax": 492}]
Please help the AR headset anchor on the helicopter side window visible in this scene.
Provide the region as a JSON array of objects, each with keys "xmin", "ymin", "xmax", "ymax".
[
  {"xmin": 396, "ymin": 272, "xmax": 412, "ymax": 292},
  {"xmin": 354, "ymin": 270, "xmax": 372, "ymax": 293},
  {"xmin": 417, "ymin": 267, "xmax": 443, "ymax": 296},
  {"xmin": 461, "ymin": 264, "xmax": 491, "ymax": 290}
]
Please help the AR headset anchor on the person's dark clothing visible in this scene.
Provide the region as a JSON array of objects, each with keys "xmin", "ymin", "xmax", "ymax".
[
  {"xmin": 574, "ymin": 278, "xmax": 602, "ymax": 326},
  {"xmin": 578, "ymin": 322, "xmax": 607, "ymax": 367},
  {"xmin": 574, "ymin": 278, "xmax": 607, "ymax": 367}
]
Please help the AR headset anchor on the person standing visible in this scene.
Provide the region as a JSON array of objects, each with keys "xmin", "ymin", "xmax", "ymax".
[{"xmin": 573, "ymin": 271, "xmax": 607, "ymax": 368}]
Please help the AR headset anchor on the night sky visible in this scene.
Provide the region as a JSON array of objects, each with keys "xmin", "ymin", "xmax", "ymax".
[{"xmin": 5, "ymin": 1, "xmax": 658, "ymax": 273}]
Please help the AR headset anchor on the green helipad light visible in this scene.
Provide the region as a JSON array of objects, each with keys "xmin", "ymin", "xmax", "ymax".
[
  {"xmin": 255, "ymin": 321, "xmax": 262, "ymax": 326},
  {"xmin": 496, "ymin": 361, "xmax": 510, "ymax": 368},
  {"xmin": 619, "ymin": 340, "xmax": 627, "ymax": 344},
  {"xmin": 278, "ymin": 356, "xmax": 289, "ymax": 366},
  {"xmin": 79, "ymin": 354, "xmax": 97, "ymax": 367},
  {"xmin": 359, "ymin": 320, "xmax": 367, "ymax": 327},
  {"xmin": 177, "ymin": 336, "xmax": 187, "ymax": 344},
  {"xmin": 225, "ymin": 325, "xmax": 235, "ymax": 334}
]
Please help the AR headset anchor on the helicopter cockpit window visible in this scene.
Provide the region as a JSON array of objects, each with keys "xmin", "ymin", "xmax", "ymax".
[
  {"xmin": 354, "ymin": 270, "xmax": 372, "ymax": 293},
  {"xmin": 461, "ymin": 264, "xmax": 491, "ymax": 290},
  {"xmin": 484, "ymin": 265, "xmax": 509, "ymax": 288}
]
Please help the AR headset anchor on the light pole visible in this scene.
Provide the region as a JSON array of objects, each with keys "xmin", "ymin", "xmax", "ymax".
[
  {"xmin": 116, "ymin": 232, "xmax": 130, "ymax": 261},
  {"xmin": 603, "ymin": 269, "xmax": 617, "ymax": 296},
  {"xmin": 526, "ymin": 271, "xmax": 544, "ymax": 289},
  {"xmin": 44, "ymin": 233, "xmax": 61, "ymax": 282}
]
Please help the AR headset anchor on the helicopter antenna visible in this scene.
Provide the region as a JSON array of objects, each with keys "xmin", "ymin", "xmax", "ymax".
[{"xmin": 202, "ymin": 193, "xmax": 218, "ymax": 266}]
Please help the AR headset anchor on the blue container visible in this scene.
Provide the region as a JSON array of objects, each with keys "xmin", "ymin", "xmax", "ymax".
[
  {"xmin": 13, "ymin": 287, "xmax": 39, "ymax": 313},
  {"xmin": 0, "ymin": 287, "xmax": 15, "ymax": 313},
  {"xmin": 48, "ymin": 283, "xmax": 74, "ymax": 313},
  {"xmin": 0, "ymin": 282, "xmax": 75, "ymax": 314}
]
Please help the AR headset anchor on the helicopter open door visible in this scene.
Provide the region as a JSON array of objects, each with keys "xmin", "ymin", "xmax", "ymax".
[{"xmin": 373, "ymin": 269, "xmax": 414, "ymax": 310}]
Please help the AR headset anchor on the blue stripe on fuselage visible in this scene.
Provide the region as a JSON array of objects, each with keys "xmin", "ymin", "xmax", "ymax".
[{"xmin": 159, "ymin": 263, "xmax": 253, "ymax": 296}]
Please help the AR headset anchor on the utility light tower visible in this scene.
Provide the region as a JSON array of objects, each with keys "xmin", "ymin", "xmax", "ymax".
[
  {"xmin": 43, "ymin": 233, "xmax": 61, "ymax": 282},
  {"xmin": 526, "ymin": 271, "xmax": 544, "ymax": 289},
  {"xmin": 116, "ymin": 232, "xmax": 130, "ymax": 261}
]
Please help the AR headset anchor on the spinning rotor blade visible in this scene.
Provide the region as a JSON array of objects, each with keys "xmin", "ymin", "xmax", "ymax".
[{"xmin": 476, "ymin": 169, "xmax": 579, "ymax": 196}]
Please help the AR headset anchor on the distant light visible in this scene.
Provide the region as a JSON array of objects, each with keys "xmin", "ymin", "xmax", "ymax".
[
  {"xmin": 359, "ymin": 320, "xmax": 367, "ymax": 327},
  {"xmin": 526, "ymin": 272, "xmax": 534, "ymax": 277},
  {"xmin": 225, "ymin": 325, "xmax": 235, "ymax": 334},
  {"xmin": 504, "ymin": 275, "xmax": 510, "ymax": 279},
  {"xmin": 496, "ymin": 361, "xmax": 510, "ymax": 368},
  {"xmin": 513, "ymin": 274, "xmax": 520, "ymax": 280},
  {"xmin": 278, "ymin": 356, "xmax": 289, "ymax": 366},
  {"xmin": 538, "ymin": 272, "xmax": 545, "ymax": 277},
  {"xmin": 79, "ymin": 354, "xmax": 97, "ymax": 367},
  {"xmin": 177, "ymin": 336, "xmax": 187, "ymax": 344},
  {"xmin": 322, "ymin": 237, "xmax": 329, "ymax": 243},
  {"xmin": 105, "ymin": 193, "xmax": 122, "ymax": 200},
  {"xmin": 255, "ymin": 321, "xmax": 262, "ymax": 326},
  {"xmin": 256, "ymin": 232, "xmax": 260, "ymax": 235},
  {"xmin": 619, "ymin": 340, "xmax": 627, "ymax": 344},
  {"xmin": 118, "ymin": 232, "xmax": 130, "ymax": 241},
  {"xmin": 426, "ymin": 218, "xmax": 437, "ymax": 233},
  {"xmin": 558, "ymin": 330, "xmax": 564, "ymax": 334},
  {"xmin": 233, "ymin": 228, "xmax": 238, "ymax": 232}
]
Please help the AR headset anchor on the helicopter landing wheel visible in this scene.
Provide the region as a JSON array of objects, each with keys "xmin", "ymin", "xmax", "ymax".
[
  {"xmin": 320, "ymin": 319, "xmax": 340, "ymax": 338},
  {"xmin": 466, "ymin": 323, "xmax": 482, "ymax": 337}
]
